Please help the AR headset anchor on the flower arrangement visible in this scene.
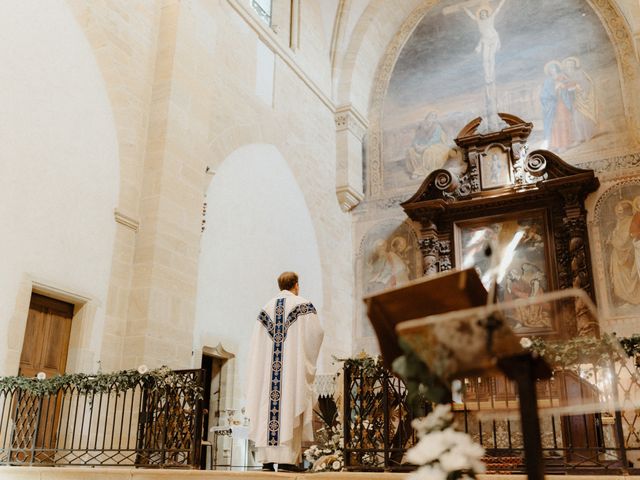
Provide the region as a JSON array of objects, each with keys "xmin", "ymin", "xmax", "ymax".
[
  {"xmin": 406, "ymin": 404, "xmax": 485, "ymax": 480},
  {"xmin": 303, "ymin": 423, "xmax": 344, "ymax": 472}
]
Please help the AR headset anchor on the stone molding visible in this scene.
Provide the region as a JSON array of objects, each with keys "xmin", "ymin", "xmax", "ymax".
[
  {"xmin": 335, "ymin": 103, "xmax": 368, "ymax": 140},
  {"xmin": 114, "ymin": 209, "xmax": 140, "ymax": 232},
  {"xmin": 336, "ymin": 185, "xmax": 364, "ymax": 212},
  {"xmin": 576, "ymin": 150, "xmax": 640, "ymax": 174}
]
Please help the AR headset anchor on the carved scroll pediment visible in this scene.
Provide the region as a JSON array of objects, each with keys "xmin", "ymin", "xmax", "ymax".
[
  {"xmin": 523, "ymin": 149, "xmax": 596, "ymax": 182},
  {"xmin": 400, "ymin": 114, "xmax": 600, "ymax": 338},
  {"xmin": 455, "ymin": 112, "xmax": 532, "ymax": 143},
  {"xmin": 402, "ymin": 168, "xmax": 461, "ymax": 205},
  {"xmin": 401, "ymin": 114, "xmax": 598, "ymax": 211}
]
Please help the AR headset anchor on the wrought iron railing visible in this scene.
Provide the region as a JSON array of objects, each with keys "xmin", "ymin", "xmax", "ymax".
[
  {"xmin": 342, "ymin": 361, "xmax": 416, "ymax": 471},
  {"xmin": 0, "ymin": 369, "xmax": 203, "ymax": 467},
  {"xmin": 342, "ymin": 358, "xmax": 640, "ymax": 474}
]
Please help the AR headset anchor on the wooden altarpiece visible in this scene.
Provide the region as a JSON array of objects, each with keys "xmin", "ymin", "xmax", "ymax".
[{"xmin": 401, "ymin": 113, "xmax": 600, "ymax": 338}]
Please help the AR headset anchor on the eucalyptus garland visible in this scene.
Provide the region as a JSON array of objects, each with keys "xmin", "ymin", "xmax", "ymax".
[
  {"xmin": 0, "ymin": 366, "xmax": 203, "ymax": 399},
  {"xmin": 526, "ymin": 333, "xmax": 640, "ymax": 368}
]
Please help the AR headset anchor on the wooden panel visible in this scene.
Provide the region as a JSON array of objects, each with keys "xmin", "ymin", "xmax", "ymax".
[
  {"xmin": 40, "ymin": 309, "xmax": 72, "ymax": 372},
  {"xmin": 19, "ymin": 293, "xmax": 74, "ymax": 377},
  {"xmin": 18, "ymin": 308, "xmax": 46, "ymax": 373}
]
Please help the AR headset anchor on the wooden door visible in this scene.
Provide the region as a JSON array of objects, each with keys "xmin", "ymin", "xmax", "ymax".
[
  {"xmin": 12, "ymin": 294, "xmax": 73, "ymax": 462},
  {"xmin": 19, "ymin": 293, "xmax": 73, "ymax": 379}
]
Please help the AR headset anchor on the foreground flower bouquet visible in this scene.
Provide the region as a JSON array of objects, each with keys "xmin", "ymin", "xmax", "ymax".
[
  {"xmin": 406, "ymin": 404, "xmax": 485, "ymax": 480},
  {"xmin": 303, "ymin": 424, "xmax": 343, "ymax": 472}
]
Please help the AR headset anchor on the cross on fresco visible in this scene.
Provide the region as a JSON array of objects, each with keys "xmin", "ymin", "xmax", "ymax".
[{"xmin": 379, "ymin": 0, "xmax": 634, "ymax": 195}]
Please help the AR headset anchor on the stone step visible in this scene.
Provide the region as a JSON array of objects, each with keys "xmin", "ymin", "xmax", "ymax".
[{"xmin": 0, "ymin": 467, "xmax": 638, "ymax": 480}]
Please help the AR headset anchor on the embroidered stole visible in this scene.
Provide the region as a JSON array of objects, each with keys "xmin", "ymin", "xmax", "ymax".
[{"xmin": 257, "ymin": 298, "xmax": 316, "ymax": 446}]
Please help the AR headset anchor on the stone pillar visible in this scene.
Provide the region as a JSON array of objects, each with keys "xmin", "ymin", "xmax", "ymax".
[
  {"xmin": 335, "ymin": 104, "xmax": 366, "ymax": 211},
  {"xmin": 122, "ymin": 0, "xmax": 209, "ymax": 369}
]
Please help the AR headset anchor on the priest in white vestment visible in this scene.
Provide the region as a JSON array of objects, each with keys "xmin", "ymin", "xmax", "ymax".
[{"xmin": 246, "ymin": 272, "xmax": 324, "ymax": 471}]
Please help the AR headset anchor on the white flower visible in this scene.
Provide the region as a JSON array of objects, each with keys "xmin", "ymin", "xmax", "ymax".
[
  {"xmin": 471, "ymin": 458, "xmax": 487, "ymax": 474},
  {"xmin": 332, "ymin": 460, "xmax": 341, "ymax": 470},
  {"xmin": 412, "ymin": 404, "xmax": 453, "ymax": 436},
  {"xmin": 137, "ymin": 364, "xmax": 149, "ymax": 374},
  {"xmin": 520, "ymin": 337, "xmax": 533, "ymax": 349},
  {"xmin": 405, "ymin": 431, "xmax": 449, "ymax": 465},
  {"xmin": 452, "ymin": 438, "xmax": 485, "ymax": 462},
  {"xmin": 438, "ymin": 450, "xmax": 472, "ymax": 472},
  {"xmin": 407, "ymin": 463, "xmax": 447, "ymax": 480},
  {"xmin": 36, "ymin": 372, "xmax": 46, "ymax": 380}
]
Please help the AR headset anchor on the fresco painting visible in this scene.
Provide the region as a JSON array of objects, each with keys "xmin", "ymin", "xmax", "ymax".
[
  {"xmin": 381, "ymin": 0, "xmax": 631, "ymax": 194},
  {"xmin": 598, "ymin": 184, "xmax": 640, "ymax": 316},
  {"xmin": 358, "ymin": 221, "xmax": 422, "ymax": 337}
]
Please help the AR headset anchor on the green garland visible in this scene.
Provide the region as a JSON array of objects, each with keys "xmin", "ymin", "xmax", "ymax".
[
  {"xmin": 0, "ymin": 366, "xmax": 203, "ymax": 399},
  {"xmin": 393, "ymin": 338, "xmax": 452, "ymax": 415},
  {"xmin": 341, "ymin": 354, "xmax": 383, "ymax": 377},
  {"xmin": 527, "ymin": 333, "xmax": 640, "ymax": 368}
]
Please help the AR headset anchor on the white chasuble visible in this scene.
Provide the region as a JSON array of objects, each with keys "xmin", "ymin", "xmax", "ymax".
[{"xmin": 246, "ymin": 290, "xmax": 324, "ymax": 458}]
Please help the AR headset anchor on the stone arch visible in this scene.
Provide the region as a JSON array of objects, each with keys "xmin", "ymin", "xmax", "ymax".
[
  {"xmin": 336, "ymin": 0, "xmax": 640, "ymax": 119},
  {"xmin": 207, "ymin": 122, "xmax": 289, "ymax": 173},
  {"xmin": 194, "ymin": 143, "xmax": 324, "ymax": 402},
  {"xmin": 0, "ymin": 0, "xmax": 120, "ymax": 374},
  {"xmin": 592, "ymin": 175, "xmax": 640, "ymax": 223},
  {"xmin": 206, "ymin": 122, "xmax": 337, "ymax": 273},
  {"xmin": 64, "ymin": 1, "xmax": 161, "ymax": 216},
  {"xmin": 333, "ymin": 0, "xmax": 424, "ymax": 113}
]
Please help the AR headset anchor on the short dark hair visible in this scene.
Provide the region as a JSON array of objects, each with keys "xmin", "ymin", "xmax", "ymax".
[{"xmin": 278, "ymin": 272, "xmax": 298, "ymax": 291}]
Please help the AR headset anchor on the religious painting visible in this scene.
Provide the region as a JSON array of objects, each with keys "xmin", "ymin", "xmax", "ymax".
[
  {"xmin": 378, "ymin": 0, "xmax": 634, "ymax": 196},
  {"xmin": 455, "ymin": 211, "xmax": 553, "ymax": 333},
  {"xmin": 363, "ymin": 224, "xmax": 420, "ymax": 295},
  {"xmin": 357, "ymin": 221, "xmax": 422, "ymax": 338},
  {"xmin": 479, "ymin": 146, "xmax": 511, "ymax": 189},
  {"xmin": 596, "ymin": 183, "xmax": 640, "ymax": 317}
]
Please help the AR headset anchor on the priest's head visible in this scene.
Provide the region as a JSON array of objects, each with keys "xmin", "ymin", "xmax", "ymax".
[{"xmin": 278, "ymin": 271, "xmax": 299, "ymax": 295}]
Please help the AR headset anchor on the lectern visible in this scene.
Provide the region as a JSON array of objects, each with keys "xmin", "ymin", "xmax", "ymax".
[{"xmin": 365, "ymin": 268, "xmax": 552, "ymax": 480}]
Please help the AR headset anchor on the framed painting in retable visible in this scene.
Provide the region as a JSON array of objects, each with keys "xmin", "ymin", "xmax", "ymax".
[
  {"xmin": 479, "ymin": 146, "xmax": 512, "ymax": 190},
  {"xmin": 454, "ymin": 210, "xmax": 555, "ymax": 335}
]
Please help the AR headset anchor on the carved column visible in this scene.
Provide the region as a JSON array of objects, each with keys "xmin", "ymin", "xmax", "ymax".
[
  {"xmin": 418, "ymin": 221, "xmax": 439, "ymax": 276},
  {"xmin": 467, "ymin": 150, "xmax": 481, "ymax": 193},
  {"xmin": 438, "ymin": 234, "xmax": 453, "ymax": 272},
  {"xmin": 560, "ymin": 189, "xmax": 598, "ymax": 336}
]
